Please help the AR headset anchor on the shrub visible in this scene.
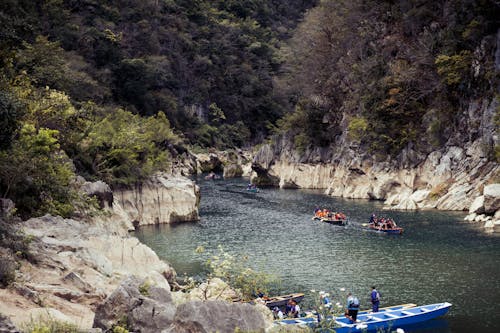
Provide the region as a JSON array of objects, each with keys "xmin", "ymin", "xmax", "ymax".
[
  {"xmin": 22, "ymin": 316, "xmax": 82, "ymax": 333},
  {"xmin": 348, "ymin": 117, "xmax": 368, "ymax": 141}
]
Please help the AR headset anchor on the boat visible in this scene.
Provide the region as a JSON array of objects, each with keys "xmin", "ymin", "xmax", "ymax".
[
  {"xmin": 246, "ymin": 187, "xmax": 260, "ymax": 193},
  {"xmin": 312, "ymin": 210, "xmax": 348, "ymax": 226},
  {"xmin": 363, "ymin": 216, "xmax": 403, "ymax": 234},
  {"xmin": 367, "ymin": 223, "xmax": 403, "ymax": 234},
  {"xmin": 274, "ymin": 302, "xmax": 452, "ymax": 333},
  {"xmin": 261, "ymin": 293, "xmax": 305, "ymax": 309}
]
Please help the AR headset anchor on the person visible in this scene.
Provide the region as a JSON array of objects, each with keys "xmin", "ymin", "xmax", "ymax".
[
  {"xmin": 345, "ymin": 292, "xmax": 360, "ymax": 323},
  {"xmin": 272, "ymin": 306, "xmax": 284, "ymax": 320},
  {"xmin": 285, "ymin": 299, "xmax": 294, "ymax": 315},
  {"xmin": 371, "ymin": 286, "xmax": 380, "ymax": 312},
  {"xmin": 314, "ymin": 206, "xmax": 321, "ymax": 214},
  {"xmin": 369, "ymin": 213, "xmax": 376, "ymax": 224},
  {"xmin": 289, "ymin": 300, "xmax": 300, "ymax": 318},
  {"xmin": 319, "ymin": 291, "xmax": 332, "ymax": 308}
]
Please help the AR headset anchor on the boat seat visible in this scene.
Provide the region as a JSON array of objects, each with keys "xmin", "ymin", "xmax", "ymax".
[
  {"xmin": 401, "ymin": 311, "xmax": 413, "ymax": 315},
  {"xmin": 366, "ymin": 316, "xmax": 382, "ymax": 321},
  {"xmin": 384, "ymin": 313, "xmax": 399, "ymax": 318}
]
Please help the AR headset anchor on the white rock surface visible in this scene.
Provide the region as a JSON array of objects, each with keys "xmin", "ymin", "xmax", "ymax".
[
  {"xmin": 469, "ymin": 196, "xmax": 485, "ymax": 214},
  {"xmin": 109, "ymin": 173, "xmax": 199, "ymax": 230}
]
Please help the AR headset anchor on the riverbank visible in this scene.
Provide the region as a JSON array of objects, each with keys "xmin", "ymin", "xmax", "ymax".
[{"xmin": 0, "ymin": 173, "xmax": 271, "ymax": 332}]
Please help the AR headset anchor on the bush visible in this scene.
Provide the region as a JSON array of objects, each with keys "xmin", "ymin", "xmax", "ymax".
[{"xmin": 22, "ymin": 316, "xmax": 82, "ymax": 333}]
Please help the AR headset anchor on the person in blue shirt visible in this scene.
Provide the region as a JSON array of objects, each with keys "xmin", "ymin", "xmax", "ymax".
[{"xmin": 371, "ymin": 286, "xmax": 380, "ymax": 312}]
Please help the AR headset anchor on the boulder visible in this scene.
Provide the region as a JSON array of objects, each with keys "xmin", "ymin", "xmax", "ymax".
[
  {"xmin": 93, "ymin": 276, "xmax": 176, "ymax": 333},
  {"xmin": 223, "ymin": 163, "xmax": 243, "ymax": 178},
  {"xmin": 80, "ymin": 180, "xmax": 113, "ymax": 208},
  {"xmin": 165, "ymin": 300, "xmax": 267, "ymax": 333},
  {"xmin": 196, "ymin": 153, "xmax": 224, "ymax": 173},
  {"xmin": 483, "ymin": 183, "xmax": 500, "ymax": 214},
  {"xmin": 0, "ymin": 314, "xmax": 21, "ymax": 333},
  {"xmin": 469, "ymin": 196, "xmax": 485, "ymax": 214},
  {"xmin": 0, "ymin": 198, "xmax": 15, "ymax": 217}
]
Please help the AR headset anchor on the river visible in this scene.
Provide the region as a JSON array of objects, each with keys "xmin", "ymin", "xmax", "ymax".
[{"xmin": 134, "ymin": 177, "xmax": 500, "ymax": 333}]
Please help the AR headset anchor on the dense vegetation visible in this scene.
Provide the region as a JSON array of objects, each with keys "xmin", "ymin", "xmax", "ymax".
[
  {"xmin": 276, "ymin": 0, "xmax": 499, "ymax": 158},
  {"xmin": 0, "ymin": 0, "xmax": 316, "ymax": 218}
]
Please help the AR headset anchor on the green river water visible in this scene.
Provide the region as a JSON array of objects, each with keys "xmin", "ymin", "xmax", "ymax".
[{"xmin": 134, "ymin": 177, "xmax": 500, "ymax": 333}]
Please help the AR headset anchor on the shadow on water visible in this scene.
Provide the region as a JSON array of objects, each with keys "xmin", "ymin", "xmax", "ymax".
[{"xmin": 134, "ymin": 177, "xmax": 500, "ymax": 333}]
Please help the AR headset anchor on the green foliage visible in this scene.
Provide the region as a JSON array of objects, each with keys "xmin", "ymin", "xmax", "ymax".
[
  {"xmin": 139, "ymin": 281, "xmax": 151, "ymax": 296},
  {"xmin": 347, "ymin": 117, "xmax": 368, "ymax": 141},
  {"xmin": 205, "ymin": 245, "xmax": 279, "ymax": 301},
  {"xmin": 277, "ymin": 0, "xmax": 499, "ymax": 156},
  {"xmin": 22, "ymin": 316, "xmax": 82, "ymax": 333},
  {"xmin": 78, "ymin": 109, "xmax": 174, "ymax": 186},
  {"xmin": 112, "ymin": 326, "xmax": 129, "ymax": 333},
  {"xmin": 435, "ymin": 51, "xmax": 472, "ymax": 86},
  {"xmin": 0, "ymin": 123, "xmax": 76, "ymax": 218}
]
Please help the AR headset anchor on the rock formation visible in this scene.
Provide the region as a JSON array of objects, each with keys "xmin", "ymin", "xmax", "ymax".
[{"xmin": 105, "ymin": 173, "xmax": 200, "ymax": 230}]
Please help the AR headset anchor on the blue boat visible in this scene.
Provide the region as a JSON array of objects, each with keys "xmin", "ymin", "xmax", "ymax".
[{"xmin": 275, "ymin": 302, "xmax": 452, "ymax": 333}]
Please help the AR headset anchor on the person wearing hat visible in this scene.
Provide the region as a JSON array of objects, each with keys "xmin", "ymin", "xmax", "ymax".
[{"xmin": 272, "ymin": 306, "xmax": 284, "ymax": 320}]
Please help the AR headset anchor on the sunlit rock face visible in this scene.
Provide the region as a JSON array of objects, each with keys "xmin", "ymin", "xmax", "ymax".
[{"xmin": 110, "ymin": 173, "xmax": 200, "ymax": 230}]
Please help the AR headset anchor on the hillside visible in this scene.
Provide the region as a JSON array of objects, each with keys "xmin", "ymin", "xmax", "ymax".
[
  {"xmin": 0, "ymin": 0, "xmax": 316, "ymax": 218},
  {"xmin": 275, "ymin": 0, "xmax": 499, "ymax": 161}
]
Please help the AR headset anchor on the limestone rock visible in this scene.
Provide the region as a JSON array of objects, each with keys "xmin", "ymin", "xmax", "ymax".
[
  {"xmin": 165, "ymin": 300, "xmax": 267, "ymax": 333},
  {"xmin": 223, "ymin": 163, "xmax": 243, "ymax": 178},
  {"xmin": 0, "ymin": 314, "xmax": 20, "ymax": 333},
  {"xmin": 111, "ymin": 173, "xmax": 200, "ymax": 228},
  {"xmin": 80, "ymin": 179, "xmax": 113, "ymax": 208},
  {"xmin": 93, "ymin": 276, "xmax": 175, "ymax": 333},
  {"xmin": 469, "ymin": 196, "xmax": 485, "ymax": 214},
  {"xmin": 0, "ymin": 198, "xmax": 15, "ymax": 217},
  {"xmin": 483, "ymin": 183, "xmax": 500, "ymax": 214},
  {"xmin": 196, "ymin": 153, "xmax": 223, "ymax": 173}
]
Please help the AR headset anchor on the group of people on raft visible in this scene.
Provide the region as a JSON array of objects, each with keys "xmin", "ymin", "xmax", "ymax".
[
  {"xmin": 314, "ymin": 207, "xmax": 347, "ymax": 221},
  {"xmin": 369, "ymin": 213, "xmax": 398, "ymax": 229},
  {"xmin": 271, "ymin": 287, "xmax": 382, "ymax": 324}
]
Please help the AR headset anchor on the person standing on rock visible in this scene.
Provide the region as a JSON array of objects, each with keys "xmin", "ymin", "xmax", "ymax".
[{"xmin": 371, "ymin": 286, "xmax": 380, "ymax": 312}]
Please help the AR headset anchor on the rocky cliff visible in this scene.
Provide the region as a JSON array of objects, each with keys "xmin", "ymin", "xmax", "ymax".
[
  {"xmin": 0, "ymin": 174, "xmax": 271, "ymax": 331},
  {"xmin": 252, "ymin": 95, "xmax": 500, "ymax": 232},
  {"xmin": 82, "ymin": 173, "xmax": 200, "ymax": 232}
]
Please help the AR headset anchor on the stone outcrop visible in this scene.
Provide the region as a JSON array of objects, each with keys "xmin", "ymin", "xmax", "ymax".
[
  {"xmin": 93, "ymin": 277, "xmax": 270, "ymax": 333},
  {"xmin": 93, "ymin": 276, "xmax": 176, "ymax": 333},
  {"xmin": 483, "ymin": 183, "xmax": 500, "ymax": 214},
  {"xmin": 195, "ymin": 150, "xmax": 253, "ymax": 178},
  {"xmin": 0, "ymin": 214, "xmax": 175, "ymax": 329},
  {"xmin": 252, "ymin": 144, "xmax": 498, "ymax": 213},
  {"xmin": 0, "ymin": 315, "xmax": 20, "ymax": 333},
  {"xmin": 165, "ymin": 300, "xmax": 267, "ymax": 333},
  {"xmin": 107, "ymin": 173, "xmax": 200, "ymax": 230}
]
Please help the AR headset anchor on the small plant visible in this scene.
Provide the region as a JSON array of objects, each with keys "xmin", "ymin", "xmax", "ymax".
[
  {"xmin": 112, "ymin": 325, "xmax": 129, "ymax": 333},
  {"xmin": 138, "ymin": 280, "xmax": 151, "ymax": 296},
  {"xmin": 22, "ymin": 315, "xmax": 82, "ymax": 333}
]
